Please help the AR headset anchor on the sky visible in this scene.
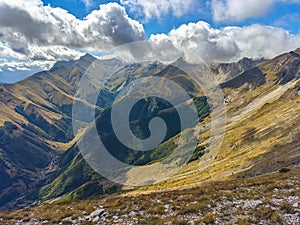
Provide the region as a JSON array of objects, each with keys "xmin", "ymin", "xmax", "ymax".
[{"xmin": 0, "ymin": 0, "xmax": 300, "ymax": 83}]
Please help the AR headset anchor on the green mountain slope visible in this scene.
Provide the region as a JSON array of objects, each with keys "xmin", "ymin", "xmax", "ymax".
[
  {"xmin": 37, "ymin": 63, "xmax": 211, "ymax": 202},
  {"xmin": 1, "ymin": 49, "xmax": 299, "ymax": 212},
  {"xmin": 43, "ymin": 48, "xmax": 300, "ymax": 204}
]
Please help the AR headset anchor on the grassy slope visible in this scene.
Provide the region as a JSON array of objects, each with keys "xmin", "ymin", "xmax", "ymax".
[
  {"xmin": 0, "ymin": 55, "xmax": 98, "ymax": 209},
  {"xmin": 33, "ymin": 50, "xmax": 300, "ymax": 208},
  {"xmin": 131, "ymin": 50, "xmax": 300, "ymax": 192},
  {"xmin": 0, "ymin": 169, "xmax": 299, "ymax": 224},
  {"xmin": 37, "ymin": 77, "xmax": 210, "ymax": 202}
]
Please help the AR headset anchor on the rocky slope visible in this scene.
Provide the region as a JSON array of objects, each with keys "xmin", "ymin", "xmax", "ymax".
[{"xmin": 0, "ymin": 169, "xmax": 299, "ymax": 224}]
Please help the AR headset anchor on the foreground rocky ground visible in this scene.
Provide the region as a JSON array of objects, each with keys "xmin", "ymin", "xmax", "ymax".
[{"xmin": 0, "ymin": 169, "xmax": 299, "ymax": 225}]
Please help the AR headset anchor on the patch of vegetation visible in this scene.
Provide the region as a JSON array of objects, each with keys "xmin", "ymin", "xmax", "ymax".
[
  {"xmin": 201, "ymin": 213, "xmax": 215, "ymax": 224},
  {"xmin": 188, "ymin": 145, "xmax": 206, "ymax": 163},
  {"xmin": 193, "ymin": 96, "xmax": 210, "ymax": 121},
  {"xmin": 39, "ymin": 155, "xmax": 95, "ymax": 200},
  {"xmin": 279, "ymin": 168, "xmax": 291, "ymax": 173}
]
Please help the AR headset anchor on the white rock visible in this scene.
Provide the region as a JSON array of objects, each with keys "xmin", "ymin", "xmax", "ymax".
[
  {"xmin": 93, "ymin": 216, "xmax": 100, "ymax": 222},
  {"xmin": 112, "ymin": 215, "xmax": 119, "ymax": 220},
  {"xmin": 243, "ymin": 200, "xmax": 262, "ymax": 208},
  {"xmin": 90, "ymin": 209, "xmax": 105, "ymax": 217},
  {"xmin": 164, "ymin": 204, "xmax": 171, "ymax": 209},
  {"xmin": 115, "ymin": 219, "xmax": 124, "ymax": 223},
  {"xmin": 129, "ymin": 211, "xmax": 137, "ymax": 217}
]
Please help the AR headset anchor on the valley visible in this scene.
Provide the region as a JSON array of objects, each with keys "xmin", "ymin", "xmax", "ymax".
[{"xmin": 0, "ymin": 48, "xmax": 299, "ymax": 224}]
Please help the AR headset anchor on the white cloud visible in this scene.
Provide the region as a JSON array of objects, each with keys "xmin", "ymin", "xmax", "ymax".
[
  {"xmin": 120, "ymin": 0, "xmax": 196, "ymax": 21},
  {"xmin": 212, "ymin": 0, "xmax": 274, "ymax": 22},
  {"xmin": 223, "ymin": 24, "xmax": 300, "ymax": 59},
  {"xmin": 0, "ymin": 0, "xmax": 145, "ymax": 71},
  {"xmin": 0, "ymin": 0, "xmax": 145, "ymax": 49},
  {"xmin": 0, "ymin": 41, "xmax": 26, "ymax": 60},
  {"xmin": 212, "ymin": 0, "xmax": 300, "ymax": 23},
  {"xmin": 15, "ymin": 66, "xmax": 30, "ymax": 71},
  {"xmin": 1, "ymin": 0, "xmax": 300, "ymax": 77},
  {"xmin": 274, "ymin": 13, "xmax": 300, "ymax": 29},
  {"xmin": 148, "ymin": 22, "xmax": 300, "ymax": 64},
  {"xmin": 81, "ymin": 0, "xmax": 93, "ymax": 8}
]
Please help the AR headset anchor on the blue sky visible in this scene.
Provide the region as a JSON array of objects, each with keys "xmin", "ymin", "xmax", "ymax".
[
  {"xmin": 41, "ymin": 0, "xmax": 300, "ymax": 36},
  {"xmin": 1, "ymin": 0, "xmax": 300, "ymax": 83}
]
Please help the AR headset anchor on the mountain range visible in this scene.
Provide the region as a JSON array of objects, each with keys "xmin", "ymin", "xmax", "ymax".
[{"xmin": 0, "ymin": 48, "xmax": 299, "ymax": 217}]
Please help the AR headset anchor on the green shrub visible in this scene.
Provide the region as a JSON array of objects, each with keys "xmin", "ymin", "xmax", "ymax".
[{"xmin": 279, "ymin": 168, "xmax": 291, "ymax": 173}]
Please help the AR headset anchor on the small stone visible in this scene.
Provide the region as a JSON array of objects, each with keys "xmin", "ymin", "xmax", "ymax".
[
  {"xmin": 72, "ymin": 219, "xmax": 79, "ymax": 224},
  {"xmin": 115, "ymin": 219, "xmax": 124, "ymax": 223},
  {"xmin": 129, "ymin": 211, "xmax": 137, "ymax": 217},
  {"xmin": 112, "ymin": 215, "xmax": 119, "ymax": 220},
  {"xmin": 93, "ymin": 216, "xmax": 100, "ymax": 222},
  {"xmin": 164, "ymin": 204, "xmax": 171, "ymax": 209},
  {"xmin": 90, "ymin": 209, "xmax": 105, "ymax": 217}
]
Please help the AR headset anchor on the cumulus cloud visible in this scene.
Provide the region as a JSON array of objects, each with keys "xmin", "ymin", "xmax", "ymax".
[
  {"xmin": 0, "ymin": 39, "xmax": 80, "ymax": 72},
  {"xmin": 212, "ymin": 0, "xmax": 300, "ymax": 23},
  {"xmin": 223, "ymin": 24, "xmax": 300, "ymax": 59},
  {"xmin": 120, "ymin": 0, "xmax": 196, "ymax": 21},
  {"xmin": 148, "ymin": 22, "xmax": 300, "ymax": 64},
  {"xmin": 1, "ymin": 0, "xmax": 300, "ymax": 77},
  {"xmin": 0, "ymin": 0, "xmax": 145, "ymax": 71},
  {"xmin": 212, "ymin": 0, "xmax": 274, "ymax": 22}
]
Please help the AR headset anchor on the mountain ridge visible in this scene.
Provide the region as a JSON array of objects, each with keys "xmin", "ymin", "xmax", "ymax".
[{"xmin": 0, "ymin": 49, "xmax": 300, "ymax": 211}]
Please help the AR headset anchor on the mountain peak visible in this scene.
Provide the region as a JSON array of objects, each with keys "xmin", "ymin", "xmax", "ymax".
[
  {"xmin": 79, "ymin": 53, "xmax": 96, "ymax": 62},
  {"xmin": 238, "ymin": 57, "xmax": 253, "ymax": 63},
  {"xmin": 50, "ymin": 53, "xmax": 96, "ymax": 71},
  {"xmin": 290, "ymin": 48, "xmax": 300, "ymax": 58},
  {"xmin": 50, "ymin": 59, "xmax": 75, "ymax": 71}
]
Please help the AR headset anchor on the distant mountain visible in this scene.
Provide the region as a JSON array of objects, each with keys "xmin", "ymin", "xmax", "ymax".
[
  {"xmin": 0, "ymin": 49, "xmax": 300, "ymax": 211},
  {"xmin": 212, "ymin": 57, "xmax": 262, "ymax": 83}
]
